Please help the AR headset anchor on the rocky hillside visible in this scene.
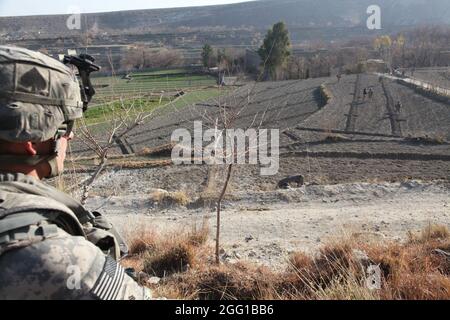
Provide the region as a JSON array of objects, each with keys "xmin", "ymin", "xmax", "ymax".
[{"xmin": 1, "ymin": 0, "xmax": 449, "ymax": 40}]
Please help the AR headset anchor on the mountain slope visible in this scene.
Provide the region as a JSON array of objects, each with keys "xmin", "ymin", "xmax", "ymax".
[{"xmin": 1, "ymin": 0, "xmax": 449, "ymax": 39}]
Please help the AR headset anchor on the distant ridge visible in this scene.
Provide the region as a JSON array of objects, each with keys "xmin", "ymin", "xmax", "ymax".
[{"xmin": 1, "ymin": 0, "xmax": 449, "ymax": 39}]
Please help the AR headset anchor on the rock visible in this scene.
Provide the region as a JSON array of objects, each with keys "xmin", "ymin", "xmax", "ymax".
[
  {"xmin": 148, "ymin": 277, "xmax": 161, "ymax": 285},
  {"xmin": 352, "ymin": 249, "xmax": 370, "ymax": 262},
  {"xmin": 433, "ymin": 249, "xmax": 450, "ymax": 259},
  {"xmin": 227, "ymin": 259, "xmax": 239, "ymax": 265},
  {"xmin": 245, "ymin": 235, "xmax": 254, "ymax": 242},
  {"xmin": 278, "ymin": 175, "xmax": 305, "ymax": 189},
  {"xmin": 248, "ymin": 250, "xmax": 257, "ymax": 258},
  {"xmin": 401, "ymin": 180, "xmax": 422, "ymax": 190},
  {"xmin": 149, "ymin": 188, "xmax": 170, "ymax": 197}
]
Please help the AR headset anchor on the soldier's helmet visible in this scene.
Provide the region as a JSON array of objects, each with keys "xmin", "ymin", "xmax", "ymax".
[{"xmin": 0, "ymin": 46, "xmax": 83, "ymax": 143}]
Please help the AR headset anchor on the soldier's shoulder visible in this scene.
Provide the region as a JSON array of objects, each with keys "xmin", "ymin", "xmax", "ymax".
[
  {"xmin": 0, "ymin": 224, "xmax": 151, "ymax": 300},
  {"xmin": 0, "ymin": 225, "xmax": 105, "ymax": 300}
]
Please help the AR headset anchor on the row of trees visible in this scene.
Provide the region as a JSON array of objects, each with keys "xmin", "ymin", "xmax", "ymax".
[
  {"xmin": 121, "ymin": 46, "xmax": 184, "ymax": 71},
  {"xmin": 119, "ymin": 24, "xmax": 449, "ymax": 78},
  {"xmin": 201, "ymin": 44, "xmax": 247, "ymax": 75},
  {"xmin": 375, "ymin": 26, "xmax": 450, "ymax": 69},
  {"xmin": 257, "ymin": 24, "xmax": 450, "ymax": 81},
  {"xmin": 202, "ymin": 22, "xmax": 292, "ymax": 80}
]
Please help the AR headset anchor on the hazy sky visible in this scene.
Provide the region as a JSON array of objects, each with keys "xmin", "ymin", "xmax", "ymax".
[{"xmin": 0, "ymin": 0, "xmax": 253, "ymax": 17}]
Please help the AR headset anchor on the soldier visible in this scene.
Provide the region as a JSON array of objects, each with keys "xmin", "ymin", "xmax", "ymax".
[
  {"xmin": 363, "ymin": 88, "xmax": 368, "ymax": 100},
  {"xmin": 0, "ymin": 46, "xmax": 151, "ymax": 300},
  {"xmin": 368, "ymin": 88, "xmax": 374, "ymax": 99},
  {"xmin": 395, "ymin": 100, "xmax": 403, "ymax": 114}
]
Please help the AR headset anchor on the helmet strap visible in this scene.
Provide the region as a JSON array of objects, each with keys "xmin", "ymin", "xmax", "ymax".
[
  {"xmin": 0, "ymin": 153, "xmax": 61, "ymax": 179},
  {"xmin": 44, "ymin": 154, "xmax": 62, "ymax": 178}
]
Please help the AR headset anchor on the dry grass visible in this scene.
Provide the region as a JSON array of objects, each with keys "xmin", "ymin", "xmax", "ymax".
[
  {"xmin": 361, "ymin": 242, "xmax": 450, "ymax": 299},
  {"xmin": 405, "ymin": 134, "xmax": 447, "ymax": 145},
  {"xmin": 125, "ymin": 220, "xmax": 210, "ymax": 282},
  {"xmin": 114, "ymin": 159, "xmax": 173, "ymax": 169},
  {"xmin": 129, "ymin": 230, "xmax": 159, "ymax": 256},
  {"xmin": 320, "ymin": 84, "xmax": 333, "ymax": 105},
  {"xmin": 123, "ymin": 224, "xmax": 450, "ymax": 300},
  {"xmin": 419, "ymin": 223, "xmax": 450, "ymax": 242},
  {"xmin": 137, "ymin": 143, "xmax": 175, "ymax": 157},
  {"xmin": 150, "ymin": 190, "xmax": 191, "ymax": 207},
  {"xmin": 323, "ymin": 134, "xmax": 349, "ymax": 143},
  {"xmin": 144, "ymin": 242, "xmax": 196, "ymax": 277},
  {"xmin": 171, "ymin": 262, "xmax": 279, "ymax": 300}
]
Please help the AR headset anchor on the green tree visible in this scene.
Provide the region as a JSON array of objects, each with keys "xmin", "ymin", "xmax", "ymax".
[
  {"xmin": 258, "ymin": 22, "xmax": 291, "ymax": 80},
  {"xmin": 201, "ymin": 44, "xmax": 214, "ymax": 68}
]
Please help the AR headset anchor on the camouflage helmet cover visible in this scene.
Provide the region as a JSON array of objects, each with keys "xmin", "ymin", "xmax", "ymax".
[{"xmin": 0, "ymin": 46, "xmax": 83, "ymax": 143}]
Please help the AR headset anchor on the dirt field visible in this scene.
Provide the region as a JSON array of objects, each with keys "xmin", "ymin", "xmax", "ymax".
[{"xmin": 70, "ymin": 72, "xmax": 450, "ymax": 183}]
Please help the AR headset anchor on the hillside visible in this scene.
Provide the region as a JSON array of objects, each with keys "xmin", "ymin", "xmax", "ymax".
[{"xmin": 1, "ymin": 0, "xmax": 449, "ymax": 41}]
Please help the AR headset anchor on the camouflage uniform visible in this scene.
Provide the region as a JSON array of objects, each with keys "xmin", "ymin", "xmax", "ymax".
[{"xmin": 0, "ymin": 46, "xmax": 151, "ymax": 300}]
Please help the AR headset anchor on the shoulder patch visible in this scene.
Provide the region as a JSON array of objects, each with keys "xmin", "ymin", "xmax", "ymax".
[{"xmin": 91, "ymin": 256, "xmax": 125, "ymax": 300}]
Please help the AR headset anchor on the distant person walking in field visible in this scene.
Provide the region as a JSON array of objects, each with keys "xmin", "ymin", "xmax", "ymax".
[
  {"xmin": 337, "ymin": 74, "xmax": 342, "ymax": 83},
  {"xmin": 363, "ymin": 88, "xmax": 368, "ymax": 101},
  {"xmin": 395, "ymin": 100, "xmax": 403, "ymax": 114},
  {"xmin": 368, "ymin": 88, "xmax": 374, "ymax": 99}
]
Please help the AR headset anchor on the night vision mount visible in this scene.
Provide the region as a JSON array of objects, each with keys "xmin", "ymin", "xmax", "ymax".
[{"xmin": 63, "ymin": 53, "xmax": 101, "ymax": 112}]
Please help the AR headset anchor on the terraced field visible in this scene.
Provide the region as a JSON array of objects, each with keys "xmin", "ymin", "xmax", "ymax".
[
  {"xmin": 71, "ymin": 78, "xmax": 327, "ymax": 157},
  {"xmin": 91, "ymin": 70, "xmax": 217, "ymax": 104},
  {"xmin": 70, "ymin": 71, "xmax": 450, "ymax": 188}
]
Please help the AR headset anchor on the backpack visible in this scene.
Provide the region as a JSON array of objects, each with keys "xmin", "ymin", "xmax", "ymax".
[{"xmin": 0, "ymin": 173, "xmax": 128, "ymax": 260}]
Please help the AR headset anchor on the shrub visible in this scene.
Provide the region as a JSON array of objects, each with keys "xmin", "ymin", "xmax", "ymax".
[
  {"xmin": 150, "ymin": 190, "xmax": 191, "ymax": 207},
  {"xmin": 143, "ymin": 242, "xmax": 196, "ymax": 278}
]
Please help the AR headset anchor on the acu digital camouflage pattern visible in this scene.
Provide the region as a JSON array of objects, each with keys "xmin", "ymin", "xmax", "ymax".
[
  {"xmin": 0, "ymin": 225, "xmax": 150, "ymax": 300},
  {"xmin": 0, "ymin": 173, "xmax": 151, "ymax": 300},
  {"xmin": 0, "ymin": 46, "xmax": 83, "ymax": 143}
]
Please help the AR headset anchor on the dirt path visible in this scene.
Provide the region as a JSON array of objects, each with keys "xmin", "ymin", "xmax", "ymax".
[
  {"xmin": 381, "ymin": 78, "xmax": 403, "ymax": 137},
  {"xmin": 89, "ymin": 181, "xmax": 450, "ymax": 268},
  {"xmin": 345, "ymin": 74, "xmax": 361, "ymax": 132}
]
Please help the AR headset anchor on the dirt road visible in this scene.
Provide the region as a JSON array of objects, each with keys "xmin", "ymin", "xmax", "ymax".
[{"xmin": 87, "ymin": 180, "xmax": 450, "ymax": 268}]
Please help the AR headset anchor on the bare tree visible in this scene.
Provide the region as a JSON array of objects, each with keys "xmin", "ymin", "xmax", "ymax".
[{"xmin": 68, "ymin": 53, "xmax": 173, "ymax": 203}]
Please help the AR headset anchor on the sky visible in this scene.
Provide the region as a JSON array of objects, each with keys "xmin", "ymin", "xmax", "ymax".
[{"xmin": 0, "ymin": 0, "xmax": 254, "ymax": 17}]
